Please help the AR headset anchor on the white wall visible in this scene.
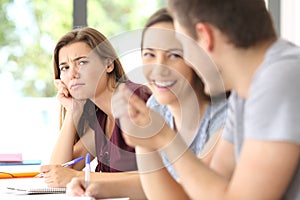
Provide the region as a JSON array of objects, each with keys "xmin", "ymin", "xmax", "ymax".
[
  {"xmin": 281, "ymin": 0, "xmax": 300, "ymax": 45},
  {"xmin": 0, "ymin": 98, "xmax": 59, "ymax": 164}
]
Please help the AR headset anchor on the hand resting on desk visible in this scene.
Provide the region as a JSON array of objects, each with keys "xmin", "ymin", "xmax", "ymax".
[{"xmin": 40, "ymin": 165, "xmax": 82, "ymax": 187}]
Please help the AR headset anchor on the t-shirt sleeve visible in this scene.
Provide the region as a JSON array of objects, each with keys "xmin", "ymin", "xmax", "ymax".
[{"xmin": 245, "ymin": 61, "xmax": 300, "ymax": 145}]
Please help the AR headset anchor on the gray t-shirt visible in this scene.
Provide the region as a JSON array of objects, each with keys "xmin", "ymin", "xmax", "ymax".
[
  {"xmin": 147, "ymin": 95, "xmax": 228, "ymax": 179},
  {"xmin": 222, "ymin": 39, "xmax": 300, "ymax": 199}
]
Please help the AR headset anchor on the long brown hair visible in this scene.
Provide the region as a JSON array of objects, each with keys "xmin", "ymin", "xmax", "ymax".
[{"xmin": 53, "ymin": 27, "xmax": 127, "ymax": 129}]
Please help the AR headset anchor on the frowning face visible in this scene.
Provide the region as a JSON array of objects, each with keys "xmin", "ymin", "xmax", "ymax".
[{"xmin": 58, "ymin": 41, "xmax": 108, "ymax": 100}]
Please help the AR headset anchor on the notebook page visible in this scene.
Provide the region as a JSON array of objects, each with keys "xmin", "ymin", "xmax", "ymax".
[
  {"xmin": 5, "ymin": 177, "xmax": 65, "ymax": 194},
  {"xmin": 0, "ymin": 193, "xmax": 95, "ymax": 200}
]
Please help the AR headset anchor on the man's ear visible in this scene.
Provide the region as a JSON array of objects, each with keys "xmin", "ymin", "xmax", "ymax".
[
  {"xmin": 105, "ymin": 59, "xmax": 114, "ymax": 73},
  {"xmin": 195, "ymin": 22, "xmax": 214, "ymax": 51}
]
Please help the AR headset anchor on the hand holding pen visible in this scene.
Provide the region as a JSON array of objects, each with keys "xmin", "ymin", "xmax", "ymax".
[
  {"xmin": 61, "ymin": 156, "xmax": 85, "ymax": 167},
  {"xmin": 37, "ymin": 156, "xmax": 84, "ymax": 178},
  {"xmin": 66, "ymin": 153, "xmax": 92, "ymax": 197},
  {"xmin": 39, "ymin": 156, "xmax": 85, "ymax": 187}
]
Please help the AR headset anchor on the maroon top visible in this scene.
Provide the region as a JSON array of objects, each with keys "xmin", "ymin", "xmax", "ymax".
[{"xmin": 93, "ymin": 81, "xmax": 151, "ymax": 172}]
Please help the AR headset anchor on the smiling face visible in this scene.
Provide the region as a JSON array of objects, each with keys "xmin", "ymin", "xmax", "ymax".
[
  {"xmin": 142, "ymin": 22, "xmax": 198, "ymax": 106},
  {"xmin": 58, "ymin": 41, "xmax": 108, "ymax": 100}
]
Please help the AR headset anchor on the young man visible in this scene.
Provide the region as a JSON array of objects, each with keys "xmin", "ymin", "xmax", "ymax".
[{"xmin": 113, "ymin": 0, "xmax": 300, "ymax": 199}]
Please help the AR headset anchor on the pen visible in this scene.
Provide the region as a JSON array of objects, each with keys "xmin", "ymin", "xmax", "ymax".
[
  {"xmin": 36, "ymin": 156, "xmax": 84, "ymax": 178},
  {"xmin": 85, "ymin": 153, "xmax": 90, "ymax": 189},
  {"xmin": 61, "ymin": 156, "xmax": 84, "ymax": 167}
]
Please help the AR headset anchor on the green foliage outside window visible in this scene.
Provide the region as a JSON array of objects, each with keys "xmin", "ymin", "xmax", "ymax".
[{"xmin": 0, "ymin": 0, "xmax": 166, "ymax": 97}]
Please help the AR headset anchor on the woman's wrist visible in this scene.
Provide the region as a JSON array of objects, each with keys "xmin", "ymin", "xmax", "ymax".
[
  {"xmin": 64, "ymin": 105, "xmax": 84, "ymax": 127},
  {"xmin": 158, "ymin": 129, "xmax": 188, "ymax": 164},
  {"xmin": 135, "ymin": 146, "xmax": 165, "ymax": 173},
  {"xmin": 75, "ymin": 170, "xmax": 85, "ymax": 179},
  {"xmin": 156, "ymin": 124, "xmax": 177, "ymax": 150}
]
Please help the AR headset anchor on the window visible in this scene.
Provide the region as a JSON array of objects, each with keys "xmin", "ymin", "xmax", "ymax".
[
  {"xmin": 0, "ymin": 0, "xmax": 165, "ymax": 163},
  {"xmin": 281, "ymin": 0, "xmax": 300, "ymax": 45}
]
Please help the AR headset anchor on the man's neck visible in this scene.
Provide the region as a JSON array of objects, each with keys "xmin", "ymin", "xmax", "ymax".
[{"xmin": 222, "ymin": 38, "xmax": 276, "ymax": 98}]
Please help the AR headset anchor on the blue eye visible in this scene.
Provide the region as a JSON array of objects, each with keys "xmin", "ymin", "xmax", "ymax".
[{"xmin": 79, "ymin": 60, "xmax": 89, "ymax": 65}]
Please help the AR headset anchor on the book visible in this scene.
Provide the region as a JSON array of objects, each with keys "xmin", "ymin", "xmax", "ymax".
[
  {"xmin": 6, "ymin": 186, "xmax": 66, "ymax": 194},
  {"xmin": 5, "ymin": 177, "xmax": 66, "ymax": 194},
  {"xmin": 3, "ymin": 178, "xmax": 130, "ymax": 199},
  {"xmin": 0, "ymin": 160, "xmax": 41, "ymax": 166},
  {"xmin": 0, "ymin": 153, "xmax": 23, "ymax": 162},
  {"xmin": 0, "ymin": 172, "xmax": 39, "ymax": 179}
]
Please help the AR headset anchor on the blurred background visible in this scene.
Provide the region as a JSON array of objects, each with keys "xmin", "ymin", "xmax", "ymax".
[
  {"xmin": 0, "ymin": 0, "xmax": 166, "ymax": 163},
  {"xmin": 0, "ymin": 0, "xmax": 299, "ymax": 163}
]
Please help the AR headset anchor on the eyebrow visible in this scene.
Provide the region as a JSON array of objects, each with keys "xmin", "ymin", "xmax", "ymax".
[
  {"xmin": 168, "ymin": 48, "xmax": 183, "ymax": 53},
  {"xmin": 142, "ymin": 47, "xmax": 183, "ymax": 53},
  {"xmin": 58, "ymin": 56, "xmax": 88, "ymax": 68},
  {"xmin": 142, "ymin": 47, "xmax": 154, "ymax": 51}
]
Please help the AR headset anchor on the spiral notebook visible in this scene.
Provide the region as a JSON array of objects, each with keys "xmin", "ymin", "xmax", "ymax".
[
  {"xmin": 5, "ymin": 178, "xmax": 66, "ymax": 194},
  {"xmin": 6, "ymin": 186, "xmax": 66, "ymax": 194}
]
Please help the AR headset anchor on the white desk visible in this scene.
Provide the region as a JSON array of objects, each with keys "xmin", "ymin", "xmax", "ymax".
[
  {"xmin": 0, "ymin": 164, "xmax": 40, "ymax": 173},
  {"xmin": 0, "ymin": 178, "xmax": 129, "ymax": 200},
  {"xmin": 0, "ymin": 193, "xmax": 93, "ymax": 200}
]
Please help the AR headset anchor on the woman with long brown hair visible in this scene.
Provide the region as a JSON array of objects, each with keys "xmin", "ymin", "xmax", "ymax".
[{"xmin": 40, "ymin": 27, "xmax": 151, "ymax": 199}]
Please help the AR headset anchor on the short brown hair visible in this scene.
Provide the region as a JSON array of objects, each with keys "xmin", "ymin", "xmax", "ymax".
[{"xmin": 168, "ymin": 0, "xmax": 276, "ymax": 48}]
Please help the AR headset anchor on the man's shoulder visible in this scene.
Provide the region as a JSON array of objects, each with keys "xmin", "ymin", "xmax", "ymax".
[
  {"xmin": 251, "ymin": 40, "xmax": 300, "ymax": 93},
  {"xmin": 264, "ymin": 39, "xmax": 300, "ymax": 66}
]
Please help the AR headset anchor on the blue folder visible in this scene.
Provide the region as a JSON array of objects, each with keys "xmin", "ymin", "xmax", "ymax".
[{"xmin": 0, "ymin": 160, "xmax": 41, "ymax": 166}]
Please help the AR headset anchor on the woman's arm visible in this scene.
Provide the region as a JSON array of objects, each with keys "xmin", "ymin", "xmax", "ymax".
[
  {"xmin": 41, "ymin": 80, "xmax": 95, "ymax": 186},
  {"xmin": 50, "ymin": 110, "xmax": 95, "ymax": 170},
  {"xmin": 209, "ymin": 138, "xmax": 235, "ymax": 180},
  {"xmin": 135, "ymin": 146, "xmax": 190, "ymax": 200},
  {"xmin": 199, "ymin": 128, "xmax": 223, "ymax": 165},
  {"xmin": 164, "ymin": 138, "xmax": 299, "ymax": 200},
  {"xmin": 41, "ymin": 120, "xmax": 96, "ymax": 187},
  {"xmin": 50, "ymin": 80, "xmax": 82, "ymax": 165},
  {"xmin": 113, "ymin": 84, "xmax": 300, "ymax": 199},
  {"xmin": 50, "ymin": 80, "xmax": 91, "ymax": 169},
  {"xmin": 50, "ymin": 110, "xmax": 78, "ymax": 165}
]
